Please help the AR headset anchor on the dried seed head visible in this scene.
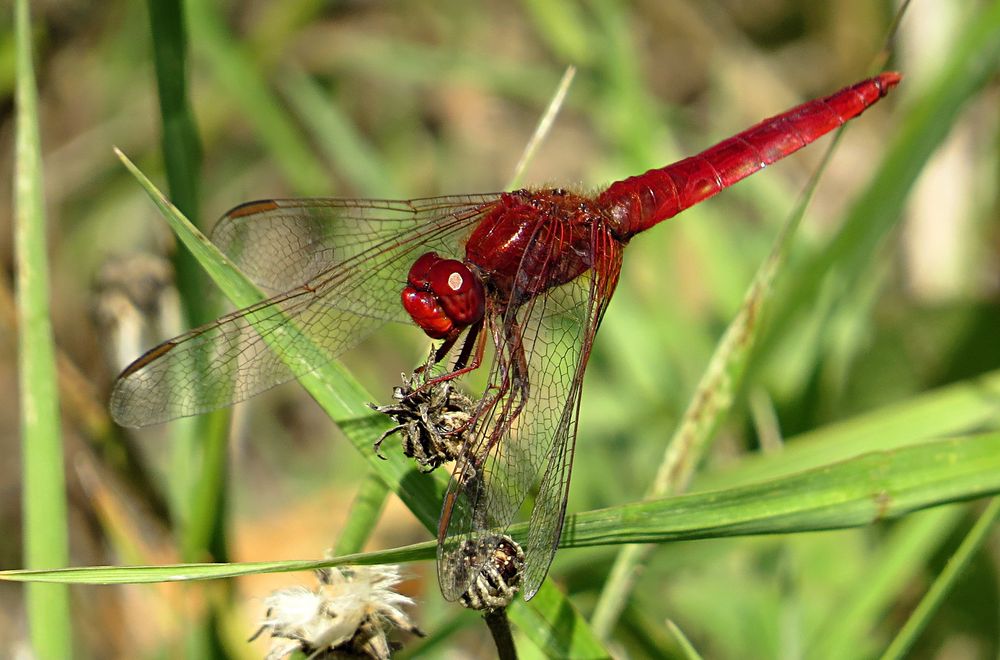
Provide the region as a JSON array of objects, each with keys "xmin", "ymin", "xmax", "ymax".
[
  {"xmin": 250, "ymin": 565, "xmax": 423, "ymax": 660},
  {"xmin": 369, "ymin": 369, "xmax": 477, "ymax": 472}
]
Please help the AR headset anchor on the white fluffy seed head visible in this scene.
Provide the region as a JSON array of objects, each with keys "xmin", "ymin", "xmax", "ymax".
[{"xmin": 253, "ymin": 564, "xmax": 422, "ymax": 660}]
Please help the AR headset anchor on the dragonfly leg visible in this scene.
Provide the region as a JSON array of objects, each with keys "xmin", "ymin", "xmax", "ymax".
[
  {"xmin": 451, "ymin": 320, "xmax": 483, "ymax": 371},
  {"xmin": 472, "ymin": 316, "xmax": 530, "ymax": 460},
  {"xmin": 421, "ymin": 320, "xmax": 486, "ymax": 383},
  {"xmin": 372, "ymin": 423, "xmax": 407, "ymax": 459},
  {"xmin": 497, "ymin": 316, "xmax": 531, "ymax": 425}
]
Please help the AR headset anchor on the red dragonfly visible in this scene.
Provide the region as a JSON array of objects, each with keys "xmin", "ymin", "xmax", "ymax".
[{"xmin": 111, "ymin": 73, "xmax": 901, "ymax": 604}]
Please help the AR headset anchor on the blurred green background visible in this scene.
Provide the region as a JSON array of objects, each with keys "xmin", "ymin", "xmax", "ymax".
[{"xmin": 2, "ymin": 0, "xmax": 999, "ymax": 657}]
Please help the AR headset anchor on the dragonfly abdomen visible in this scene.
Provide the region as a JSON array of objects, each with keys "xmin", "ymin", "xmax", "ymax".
[{"xmin": 599, "ymin": 72, "xmax": 902, "ymax": 239}]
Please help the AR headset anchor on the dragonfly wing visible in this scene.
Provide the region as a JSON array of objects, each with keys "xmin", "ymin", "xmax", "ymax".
[
  {"xmin": 211, "ymin": 196, "xmax": 501, "ymax": 303},
  {"xmin": 436, "ymin": 219, "xmax": 623, "ymax": 602},
  {"xmin": 110, "ymin": 196, "xmax": 502, "ymax": 428},
  {"xmin": 520, "ymin": 237, "xmax": 623, "ymax": 599}
]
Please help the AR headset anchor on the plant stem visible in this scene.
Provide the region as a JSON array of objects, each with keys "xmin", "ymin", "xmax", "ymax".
[{"xmin": 484, "ymin": 608, "xmax": 518, "ymax": 660}]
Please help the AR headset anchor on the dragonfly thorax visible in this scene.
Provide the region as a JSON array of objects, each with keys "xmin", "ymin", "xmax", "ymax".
[{"xmin": 464, "ymin": 189, "xmax": 604, "ymax": 302}]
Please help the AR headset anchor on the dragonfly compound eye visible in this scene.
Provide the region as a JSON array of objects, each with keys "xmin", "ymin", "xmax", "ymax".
[
  {"xmin": 402, "ymin": 252, "xmax": 485, "ymax": 339},
  {"xmin": 427, "ymin": 259, "xmax": 485, "ymax": 327},
  {"xmin": 406, "ymin": 251, "xmax": 442, "ymax": 287},
  {"xmin": 401, "ymin": 288, "xmax": 454, "ymax": 339}
]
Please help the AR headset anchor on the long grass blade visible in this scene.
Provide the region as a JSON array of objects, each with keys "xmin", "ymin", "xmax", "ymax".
[
  {"xmin": 14, "ymin": 0, "xmax": 72, "ymax": 655},
  {"xmin": 147, "ymin": 0, "xmax": 206, "ymax": 321},
  {"xmin": 5, "ymin": 432, "xmax": 998, "ymax": 586},
  {"xmin": 146, "ymin": 0, "xmax": 232, "ymax": 574},
  {"xmin": 561, "ymin": 433, "xmax": 1000, "ymax": 548}
]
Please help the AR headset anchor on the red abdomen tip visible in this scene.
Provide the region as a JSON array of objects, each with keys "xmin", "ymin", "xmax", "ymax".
[{"xmin": 877, "ymin": 71, "xmax": 903, "ymax": 91}]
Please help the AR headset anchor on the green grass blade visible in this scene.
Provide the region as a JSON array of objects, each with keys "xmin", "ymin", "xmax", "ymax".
[
  {"xmin": 5, "ymin": 432, "xmax": 998, "ymax": 587},
  {"xmin": 147, "ymin": 0, "xmax": 206, "ymax": 320},
  {"xmin": 179, "ymin": 411, "xmax": 231, "ymax": 561},
  {"xmin": 0, "ymin": 542, "xmax": 437, "ymax": 584},
  {"xmin": 147, "ymin": 0, "xmax": 232, "ymax": 574},
  {"xmin": 666, "ymin": 619, "xmax": 705, "ymax": 660},
  {"xmin": 14, "ymin": 0, "xmax": 72, "ymax": 655},
  {"xmin": 696, "ymin": 368, "xmax": 1000, "ymax": 491},
  {"xmin": 881, "ymin": 498, "xmax": 1000, "ymax": 660},
  {"xmin": 111, "ymin": 150, "xmax": 609, "ymax": 657},
  {"xmin": 560, "ymin": 433, "xmax": 1000, "ymax": 547}
]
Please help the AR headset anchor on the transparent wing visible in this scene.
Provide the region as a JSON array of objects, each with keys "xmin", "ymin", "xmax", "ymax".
[
  {"xmin": 520, "ymin": 231, "xmax": 622, "ymax": 599},
  {"xmin": 211, "ymin": 196, "xmax": 498, "ymax": 298},
  {"xmin": 436, "ymin": 219, "xmax": 623, "ymax": 602},
  {"xmin": 109, "ymin": 195, "xmax": 501, "ymax": 428}
]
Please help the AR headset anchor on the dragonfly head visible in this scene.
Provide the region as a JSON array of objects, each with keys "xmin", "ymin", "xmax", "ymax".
[{"xmin": 402, "ymin": 252, "xmax": 486, "ymax": 340}]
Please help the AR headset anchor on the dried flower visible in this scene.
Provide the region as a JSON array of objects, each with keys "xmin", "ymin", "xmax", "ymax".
[
  {"xmin": 370, "ymin": 369, "xmax": 477, "ymax": 472},
  {"xmin": 251, "ymin": 565, "xmax": 423, "ymax": 659}
]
